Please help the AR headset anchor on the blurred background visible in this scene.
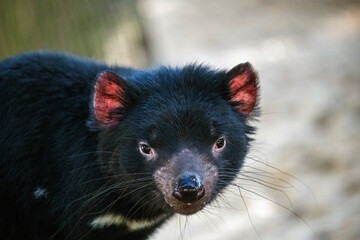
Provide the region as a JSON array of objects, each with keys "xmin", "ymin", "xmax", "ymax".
[{"xmin": 1, "ymin": 0, "xmax": 359, "ymax": 239}]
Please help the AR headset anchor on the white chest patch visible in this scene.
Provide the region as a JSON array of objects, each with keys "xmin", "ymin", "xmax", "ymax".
[{"xmin": 90, "ymin": 213, "xmax": 167, "ymax": 231}]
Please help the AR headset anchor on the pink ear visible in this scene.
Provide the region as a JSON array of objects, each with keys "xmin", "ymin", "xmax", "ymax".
[
  {"xmin": 93, "ymin": 72, "xmax": 126, "ymax": 126},
  {"xmin": 227, "ymin": 62, "xmax": 258, "ymax": 115}
]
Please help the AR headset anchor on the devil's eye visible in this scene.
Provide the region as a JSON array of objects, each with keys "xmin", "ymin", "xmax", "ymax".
[
  {"xmin": 139, "ymin": 143, "xmax": 154, "ymax": 155},
  {"xmin": 214, "ymin": 137, "xmax": 226, "ymax": 152}
]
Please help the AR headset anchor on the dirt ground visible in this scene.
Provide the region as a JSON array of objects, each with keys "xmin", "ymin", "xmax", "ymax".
[{"xmin": 138, "ymin": 0, "xmax": 360, "ymax": 239}]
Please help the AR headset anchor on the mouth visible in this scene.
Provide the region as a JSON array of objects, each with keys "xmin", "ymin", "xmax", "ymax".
[{"xmin": 167, "ymin": 198, "xmax": 208, "ymax": 215}]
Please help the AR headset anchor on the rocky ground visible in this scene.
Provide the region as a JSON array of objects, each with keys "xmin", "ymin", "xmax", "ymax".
[{"xmin": 137, "ymin": 0, "xmax": 360, "ymax": 239}]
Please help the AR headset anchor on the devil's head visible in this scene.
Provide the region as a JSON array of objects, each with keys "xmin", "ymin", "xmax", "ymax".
[{"xmin": 90, "ymin": 63, "xmax": 259, "ymax": 216}]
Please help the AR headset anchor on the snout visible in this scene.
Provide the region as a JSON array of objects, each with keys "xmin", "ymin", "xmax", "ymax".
[
  {"xmin": 172, "ymin": 173, "xmax": 205, "ymax": 204},
  {"xmin": 153, "ymin": 150, "xmax": 219, "ymax": 215}
]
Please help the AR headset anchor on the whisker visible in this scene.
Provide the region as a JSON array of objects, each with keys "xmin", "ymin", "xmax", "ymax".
[
  {"xmin": 125, "ymin": 193, "xmax": 155, "ymax": 220},
  {"xmin": 233, "ymin": 183, "xmax": 316, "ymax": 235},
  {"xmin": 245, "ymin": 157, "xmax": 317, "ymax": 202},
  {"xmin": 77, "ymin": 173, "xmax": 153, "ymax": 187},
  {"xmin": 237, "ymin": 183, "xmax": 263, "ymax": 240}
]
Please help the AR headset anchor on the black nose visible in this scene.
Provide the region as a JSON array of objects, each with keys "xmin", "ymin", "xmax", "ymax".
[{"xmin": 172, "ymin": 174, "xmax": 205, "ymax": 203}]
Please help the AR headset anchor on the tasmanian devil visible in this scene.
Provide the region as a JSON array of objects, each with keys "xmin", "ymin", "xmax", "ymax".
[{"xmin": 0, "ymin": 51, "xmax": 259, "ymax": 240}]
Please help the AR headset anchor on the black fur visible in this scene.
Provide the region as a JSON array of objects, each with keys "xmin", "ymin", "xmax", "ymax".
[{"xmin": 0, "ymin": 52, "xmax": 258, "ymax": 240}]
